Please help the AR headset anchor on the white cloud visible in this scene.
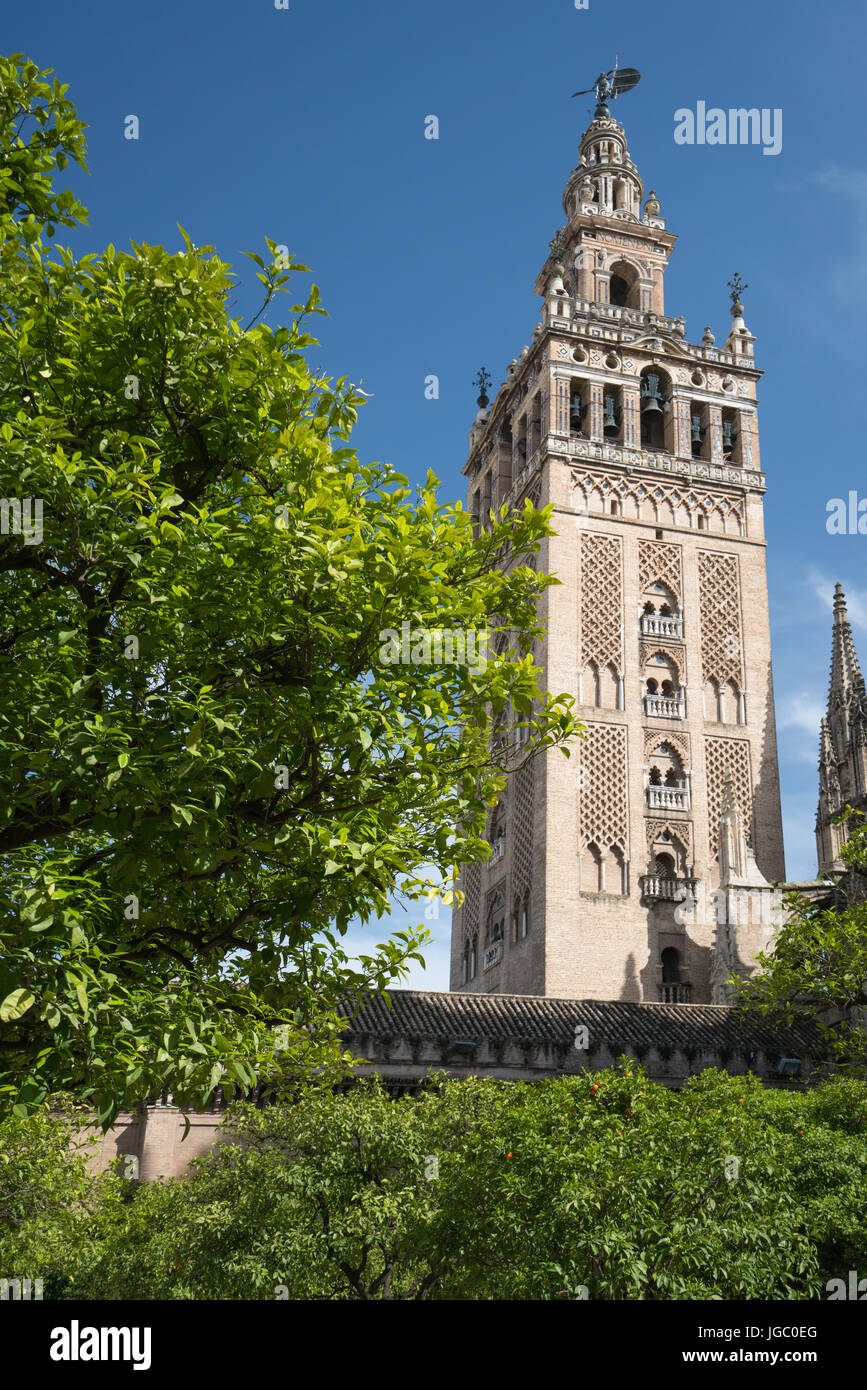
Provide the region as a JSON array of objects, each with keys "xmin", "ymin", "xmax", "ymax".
[{"xmin": 777, "ymin": 691, "xmax": 822, "ymax": 765}]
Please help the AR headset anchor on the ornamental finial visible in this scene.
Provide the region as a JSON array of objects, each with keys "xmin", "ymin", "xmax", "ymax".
[{"xmin": 473, "ymin": 367, "xmax": 492, "ymax": 410}]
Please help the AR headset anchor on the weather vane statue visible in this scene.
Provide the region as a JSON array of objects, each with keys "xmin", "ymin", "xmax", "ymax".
[
  {"xmin": 572, "ymin": 61, "xmax": 641, "ymax": 118},
  {"xmin": 728, "ymin": 272, "xmax": 749, "ymax": 312},
  {"xmin": 473, "ymin": 367, "xmax": 492, "ymax": 410}
]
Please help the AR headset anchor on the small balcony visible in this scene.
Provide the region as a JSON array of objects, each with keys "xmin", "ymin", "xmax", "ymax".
[
  {"xmin": 660, "ymin": 982, "xmax": 691, "ymax": 1004},
  {"xmin": 639, "ymin": 874, "xmax": 697, "ymax": 904},
  {"xmin": 483, "ymin": 941, "xmax": 503, "ymax": 972},
  {"xmin": 489, "ymin": 838, "xmax": 506, "ymax": 864},
  {"xmin": 646, "ymin": 785, "xmax": 690, "ymax": 812},
  {"xmin": 640, "ymin": 613, "xmax": 683, "ymax": 640},
  {"xmin": 644, "ymin": 692, "xmax": 685, "ymax": 720}
]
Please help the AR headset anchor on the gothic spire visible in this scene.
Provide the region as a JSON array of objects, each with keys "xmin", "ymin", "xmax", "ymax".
[
  {"xmin": 818, "ymin": 714, "xmax": 836, "ymax": 767},
  {"xmin": 816, "ymin": 583, "xmax": 867, "ymax": 875},
  {"xmin": 829, "ymin": 582, "xmax": 865, "ymax": 707}
]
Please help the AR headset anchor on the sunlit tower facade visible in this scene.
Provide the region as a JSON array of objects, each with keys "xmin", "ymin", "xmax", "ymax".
[{"xmin": 450, "ymin": 92, "xmax": 785, "ymax": 1003}]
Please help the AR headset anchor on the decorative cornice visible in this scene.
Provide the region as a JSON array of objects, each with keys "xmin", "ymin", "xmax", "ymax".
[{"xmin": 550, "ymin": 436, "xmax": 765, "ymax": 493}]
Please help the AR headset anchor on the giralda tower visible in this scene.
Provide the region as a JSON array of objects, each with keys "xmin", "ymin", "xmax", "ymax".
[{"xmin": 450, "ymin": 77, "xmax": 785, "ymax": 1003}]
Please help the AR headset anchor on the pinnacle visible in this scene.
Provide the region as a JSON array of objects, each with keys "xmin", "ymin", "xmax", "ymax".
[{"xmin": 828, "ymin": 583, "xmax": 863, "ymax": 706}]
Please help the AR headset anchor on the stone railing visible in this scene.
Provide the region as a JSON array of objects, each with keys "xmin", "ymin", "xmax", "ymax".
[
  {"xmin": 643, "ymin": 692, "xmax": 686, "ymax": 720},
  {"xmin": 570, "ymin": 299, "xmax": 686, "ymax": 337},
  {"xmin": 489, "ymin": 839, "xmax": 506, "ymax": 864},
  {"xmin": 646, "ymin": 786, "xmax": 690, "ymax": 812},
  {"xmin": 660, "ymin": 983, "xmax": 692, "ymax": 1004},
  {"xmin": 640, "ymin": 613, "xmax": 683, "ymax": 640},
  {"xmin": 639, "ymin": 874, "xmax": 697, "ymax": 903}
]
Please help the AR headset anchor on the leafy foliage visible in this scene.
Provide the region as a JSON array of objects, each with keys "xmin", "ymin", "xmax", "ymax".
[
  {"xmin": 26, "ymin": 1066, "xmax": 867, "ymax": 1301},
  {"xmin": 0, "ymin": 54, "xmax": 578, "ymax": 1122},
  {"xmin": 0, "ymin": 1101, "xmax": 124, "ymax": 1296},
  {"xmin": 737, "ymin": 809, "xmax": 867, "ymax": 1075}
]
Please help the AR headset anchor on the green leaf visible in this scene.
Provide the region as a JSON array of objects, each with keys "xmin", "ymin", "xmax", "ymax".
[{"xmin": 0, "ymin": 988, "xmax": 36, "ymax": 1022}]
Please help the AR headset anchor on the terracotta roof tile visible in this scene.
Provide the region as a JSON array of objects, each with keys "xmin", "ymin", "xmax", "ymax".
[{"xmin": 344, "ymin": 989, "xmax": 822, "ymax": 1056}]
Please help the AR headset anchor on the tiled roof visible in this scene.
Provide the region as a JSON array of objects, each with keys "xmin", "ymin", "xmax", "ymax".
[{"xmin": 344, "ymin": 989, "xmax": 823, "ymax": 1056}]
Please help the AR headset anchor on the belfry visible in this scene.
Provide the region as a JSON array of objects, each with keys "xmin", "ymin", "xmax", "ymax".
[{"xmin": 450, "ymin": 74, "xmax": 786, "ymax": 1004}]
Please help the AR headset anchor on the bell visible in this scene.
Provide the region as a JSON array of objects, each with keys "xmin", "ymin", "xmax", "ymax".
[
  {"xmin": 690, "ymin": 416, "xmax": 705, "ymax": 444},
  {"xmin": 569, "ymin": 397, "xmax": 587, "ymax": 432},
  {"xmin": 603, "ymin": 394, "xmax": 620, "ymax": 435},
  {"xmin": 722, "ymin": 419, "xmax": 738, "ymax": 454},
  {"xmin": 640, "ymin": 373, "xmax": 666, "ymax": 414}
]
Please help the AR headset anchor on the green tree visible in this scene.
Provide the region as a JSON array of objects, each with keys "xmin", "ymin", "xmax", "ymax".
[
  {"xmin": 736, "ymin": 809, "xmax": 867, "ymax": 1076},
  {"xmin": 0, "ymin": 54, "xmax": 578, "ymax": 1124},
  {"xmin": 0, "ymin": 1101, "xmax": 125, "ymax": 1296},
  {"xmin": 69, "ymin": 1068, "xmax": 826, "ymax": 1301},
  {"xmin": 432, "ymin": 1066, "xmax": 819, "ymax": 1300},
  {"xmin": 745, "ymin": 1076, "xmax": 867, "ymax": 1288}
]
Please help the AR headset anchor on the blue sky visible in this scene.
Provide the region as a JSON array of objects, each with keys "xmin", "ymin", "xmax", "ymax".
[{"xmin": 11, "ymin": 0, "xmax": 867, "ymax": 988}]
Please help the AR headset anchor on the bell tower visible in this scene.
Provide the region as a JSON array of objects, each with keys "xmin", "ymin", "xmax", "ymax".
[{"xmin": 450, "ymin": 82, "xmax": 786, "ymax": 1004}]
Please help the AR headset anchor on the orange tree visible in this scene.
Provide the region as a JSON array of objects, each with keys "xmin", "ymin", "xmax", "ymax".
[
  {"xmin": 55, "ymin": 1066, "xmax": 848, "ymax": 1301},
  {"xmin": 0, "ymin": 54, "xmax": 577, "ymax": 1124}
]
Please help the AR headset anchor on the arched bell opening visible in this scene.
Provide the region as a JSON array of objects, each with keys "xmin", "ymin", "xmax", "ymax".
[
  {"xmin": 602, "ymin": 383, "xmax": 623, "ymax": 441},
  {"xmin": 721, "ymin": 405, "xmax": 742, "ymax": 463},
  {"xmin": 690, "ymin": 403, "xmax": 710, "ymax": 459},
  {"xmin": 569, "ymin": 379, "xmax": 589, "ymax": 437},
  {"xmin": 608, "ymin": 259, "xmax": 641, "ymax": 309},
  {"xmin": 639, "ymin": 368, "xmax": 672, "ymax": 451}
]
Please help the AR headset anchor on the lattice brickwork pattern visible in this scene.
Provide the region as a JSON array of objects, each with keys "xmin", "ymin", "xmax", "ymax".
[
  {"xmin": 645, "ymin": 818, "xmax": 693, "ymax": 859},
  {"xmin": 570, "ymin": 467, "xmax": 745, "ymax": 534},
  {"xmin": 640, "ymin": 639, "xmax": 686, "ymax": 682},
  {"xmin": 644, "ymin": 729, "xmax": 690, "ymax": 766},
  {"xmin": 512, "ymin": 760, "xmax": 535, "ymax": 897},
  {"xmin": 698, "ymin": 551, "xmax": 744, "ymax": 686},
  {"xmin": 580, "ymin": 533, "xmax": 623, "ymax": 675},
  {"xmin": 705, "ymin": 737, "xmax": 752, "ymax": 855},
  {"xmin": 639, "ymin": 539, "xmax": 682, "ymax": 603},
  {"xmin": 578, "ymin": 723, "xmax": 629, "ymax": 854},
  {"xmin": 462, "ymin": 862, "xmax": 481, "ymax": 940}
]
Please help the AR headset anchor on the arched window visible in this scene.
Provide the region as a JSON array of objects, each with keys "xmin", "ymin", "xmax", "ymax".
[
  {"xmin": 521, "ymin": 892, "xmax": 530, "ymax": 938},
  {"xmin": 723, "ymin": 678, "xmax": 742, "ymax": 725},
  {"xmin": 655, "ymin": 852, "xmax": 676, "ymax": 879},
  {"xmin": 705, "ymin": 677, "xmax": 721, "ymax": 722},
  {"xmin": 582, "ymin": 842, "xmax": 603, "ymax": 892},
  {"xmin": 661, "ymin": 947, "xmax": 681, "ymax": 983},
  {"xmin": 582, "ymin": 660, "xmax": 600, "ymax": 708},
  {"xmin": 469, "ymin": 934, "xmax": 477, "ymax": 979},
  {"xmin": 608, "ymin": 261, "xmax": 640, "ymax": 309},
  {"xmin": 486, "ymin": 892, "xmax": 506, "ymax": 945},
  {"xmin": 599, "ymin": 662, "xmax": 619, "ymax": 709},
  {"xmin": 609, "ymin": 845, "xmax": 626, "ymax": 896}
]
